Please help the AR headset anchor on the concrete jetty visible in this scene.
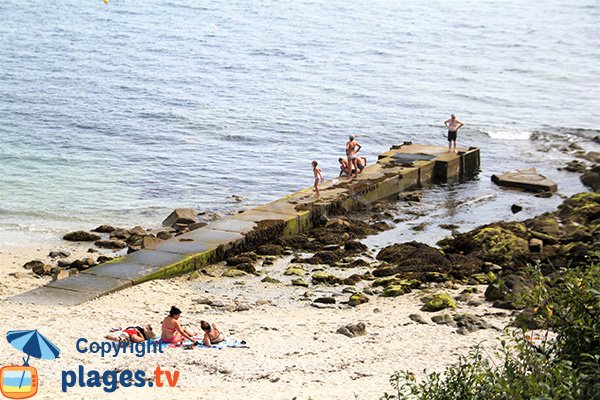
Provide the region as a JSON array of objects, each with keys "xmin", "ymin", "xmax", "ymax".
[{"xmin": 8, "ymin": 143, "xmax": 480, "ymax": 306}]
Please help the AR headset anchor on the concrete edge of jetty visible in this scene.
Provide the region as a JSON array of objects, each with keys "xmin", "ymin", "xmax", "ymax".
[{"xmin": 8, "ymin": 143, "xmax": 480, "ymax": 306}]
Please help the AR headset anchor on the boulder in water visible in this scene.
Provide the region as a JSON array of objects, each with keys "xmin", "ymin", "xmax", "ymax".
[
  {"xmin": 63, "ymin": 231, "xmax": 101, "ymax": 242},
  {"xmin": 162, "ymin": 208, "xmax": 196, "ymax": 227}
]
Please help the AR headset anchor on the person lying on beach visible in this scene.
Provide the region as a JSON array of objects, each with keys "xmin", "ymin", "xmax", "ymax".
[
  {"xmin": 312, "ymin": 160, "xmax": 323, "ymax": 198},
  {"xmin": 161, "ymin": 306, "xmax": 196, "ymax": 344},
  {"xmin": 200, "ymin": 320, "xmax": 225, "ymax": 346},
  {"xmin": 339, "ymin": 156, "xmax": 367, "ymax": 176},
  {"xmin": 105, "ymin": 325, "xmax": 156, "ymax": 343}
]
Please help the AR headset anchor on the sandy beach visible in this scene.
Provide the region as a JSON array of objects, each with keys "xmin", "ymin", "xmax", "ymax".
[{"xmin": 0, "ymin": 242, "xmax": 511, "ymax": 400}]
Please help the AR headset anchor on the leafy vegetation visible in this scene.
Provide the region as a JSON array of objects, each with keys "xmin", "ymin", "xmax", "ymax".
[{"xmin": 382, "ymin": 252, "xmax": 600, "ymax": 400}]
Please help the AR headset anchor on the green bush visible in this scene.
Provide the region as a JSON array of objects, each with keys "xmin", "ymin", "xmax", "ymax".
[{"xmin": 382, "ymin": 252, "xmax": 600, "ymax": 400}]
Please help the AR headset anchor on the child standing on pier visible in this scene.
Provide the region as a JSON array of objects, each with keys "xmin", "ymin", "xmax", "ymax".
[{"xmin": 312, "ymin": 160, "xmax": 323, "ymax": 198}]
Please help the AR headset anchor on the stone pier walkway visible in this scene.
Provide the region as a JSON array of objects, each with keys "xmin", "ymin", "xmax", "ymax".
[{"xmin": 8, "ymin": 143, "xmax": 480, "ymax": 306}]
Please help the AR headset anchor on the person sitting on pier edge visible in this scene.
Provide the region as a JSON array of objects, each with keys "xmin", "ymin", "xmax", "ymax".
[
  {"xmin": 345, "ymin": 134, "xmax": 362, "ymax": 178},
  {"xmin": 339, "ymin": 156, "xmax": 367, "ymax": 177},
  {"xmin": 161, "ymin": 306, "xmax": 196, "ymax": 344},
  {"xmin": 200, "ymin": 320, "xmax": 225, "ymax": 346}
]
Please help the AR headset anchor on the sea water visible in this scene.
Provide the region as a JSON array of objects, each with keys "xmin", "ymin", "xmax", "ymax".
[{"xmin": 0, "ymin": 0, "xmax": 599, "ymax": 246}]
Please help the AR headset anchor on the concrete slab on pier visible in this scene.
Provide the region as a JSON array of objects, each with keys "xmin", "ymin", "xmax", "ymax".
[{"xmin": 8, "ymin": 142, "xmax": 480, "ymax": 306}]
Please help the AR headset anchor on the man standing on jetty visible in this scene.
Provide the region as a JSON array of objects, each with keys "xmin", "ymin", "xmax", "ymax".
[{"xmin": 444, "ymin": 114, "xmax": 464, "ymax": 153}]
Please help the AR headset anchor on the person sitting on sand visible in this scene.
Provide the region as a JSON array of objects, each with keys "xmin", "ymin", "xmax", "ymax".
[
  {"xmin": 161, "ymin": 306, "xmax": 196, "ymax": 344},
  {"xmin": 200, "ymin": 320, "xmax": 225, "ymax": 346},
  {"xmin": 105, "ymin": 325, "xmax": 156, "ymax": 343},
  {"xmin": 339, "ymin": 156, "xmax": 367, "ymax": 177}
]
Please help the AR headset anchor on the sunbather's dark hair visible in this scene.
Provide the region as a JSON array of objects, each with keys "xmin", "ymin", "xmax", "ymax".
[
  {"xmin": 200, "ymin": 321, "xmax": 211, "ymax": 332},
  {"xmin": 169, "ymin": 306, "xmax": 182, "ymax": 317}
]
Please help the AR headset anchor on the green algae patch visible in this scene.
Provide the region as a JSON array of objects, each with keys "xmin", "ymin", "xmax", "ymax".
[{"xmin": 422, "ymin": 293, "xmax": 457, "ymax": 312}]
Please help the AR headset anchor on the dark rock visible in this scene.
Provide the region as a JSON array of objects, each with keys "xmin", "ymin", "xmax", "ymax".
[
  {"xmin": 69, "ymin": 258, "xmax": 96, "ymax": 270},
  {"xmin": 408, "ymin": 313, "xmax": 429, "ymax": 325},
  {"xmin": 344, "ymin": 240, "xmax": 367, "ymax": 252},
  {"xmin": 580, "ymin": 170, "xmax": 600, "ymax": 192},
  {"xmin": 431, "ymin": 314, "xmax": 456, "ymax": 327},
  {"xmin": 438, "ymin": 222, "xmax": 529, "ymax": 267},
  {"xmin": 141, "ymin": 236, "xmax": 163, "ymax": 250},
  {"xmin": 261, "ymin": 276, "xmax": 281, "ymax": 284},
  {"xmin": 226, "ymin": 253, "xmax": 258, "ymax": 266},
  {"xmin": 511, "ymin": 204, "xmax": 523, "ymax": 214},
  {"xmin": 32, "ymin": 263, "xmax": 55, "ymax": 276},
  {"xmin": 256, "ymin": 244, "xmax": 284, "ymax": 256},
  {"xmin": 126, "ymin": 234, "xmax": 144, "ymax": 247},
  {"xmin": 156, "ymin": 231, "xmax": 173, "ymax": 240},
  {"xmin": 421, "ymin": 293, "xmax": 457, "ymax": 312},
  {"xmin": 109, "ymin": 228, "xmax": 131, "ymax": 240},
  {"xmin": 48, "ymin": 250, "xmax": 70, "ymax": 259},
  {"xmin": 314, "ymin": 297, "xmax": 336, "ymax": 304},
  {"xmin": 561, "ymin": 160, "xmax": 588, "ymax": 173},
  {"xmin": 130, "ymin": 226, "xmax": 147, "ymax": 236},
  {"xmin": 485, "ymin": 274, "xmax": 532, "ymax": 309},
  {"xmin": 311, "ymin": 271, "xmax": 343, "ymax": 285},
  {"xmin": 91, "ymin": 225, "xmax": 116, "ymax": 233},
  {"xmin": 63, "ymin": 231, "xmax": 101, "ymax": 242},
  {"xmin": 336, "ymin": 322, "xmax": 366, "ymax": 338},
  {"xmin": 231, "ymin": 263, "xmax": 256, "ymax": 274},
  {"xmin": 439, "ymin": 223, "xmax": 459, "ymax": 230},
  {"xmin": 291, "ymin": 279, "xmax": 308, "ymax": 287},
  {"xmin": 453, "ymin": 313, "xmax": 490, "ymax": 333},
  {"xmin": 346, "ymin": 259, "xmax": 369, "ymax": 268},
  {"xmin": 512, "ymin": 308, "xmax": 545, "ymax": 330},
  {"xmin": 162, "ymin": 208, "xmax": 196, "ymax": 227},
  {"xmin": 23, "ymin": 260, "xmax": 45, "ymax": 270},
  {"xmin": 402, "ymin": 191, "xmax": 422, "ymax": 202},
  {"xmin": 52, "ymin": 268, "xmax": 78, "ymax": 281},
  {"xmin": 534, "ymin": 191, "xmax": 553, "ymax": 198},
  {"xmin": 173, "ymin": 223, "xmax": 190, "ymax": 233},
  {"xmin": 348, "ymin": 292, "xmax": 369, "ymax": 306},
  {"xmin": 96, "ymin": 255, "xmax": 113, "ymax": 264},
  {"xmin": 94, "ymin": 240, "xmax": 127, "ymax": 249}
]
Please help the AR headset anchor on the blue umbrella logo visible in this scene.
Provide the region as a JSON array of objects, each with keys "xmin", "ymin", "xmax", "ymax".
[{"xmin": 5, "ymin": 330, "xmax": 60, "ymax": 389}]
